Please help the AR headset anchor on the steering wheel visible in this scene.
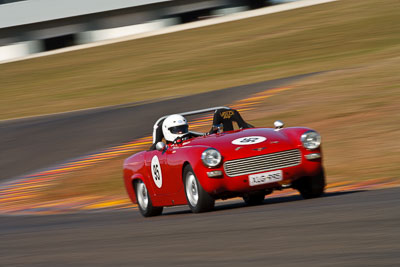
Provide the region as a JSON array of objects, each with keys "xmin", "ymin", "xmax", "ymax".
[{"xmin": 173, "ymin": 133, "xmax": 191, "ymax": 144}]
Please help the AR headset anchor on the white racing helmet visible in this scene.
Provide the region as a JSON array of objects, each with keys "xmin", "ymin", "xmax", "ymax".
[{"xmin": 162, "ymin": 114, "xmax": 189, "ymax": 142}]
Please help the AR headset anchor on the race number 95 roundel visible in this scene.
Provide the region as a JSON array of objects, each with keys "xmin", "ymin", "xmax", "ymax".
[
  {"xmin": 232, "ymin": 136, "xmax": 267, "ymax": 145},
  {"xmin": 151, "ymin": 155, "xmax": 162, "ymax": 188}
]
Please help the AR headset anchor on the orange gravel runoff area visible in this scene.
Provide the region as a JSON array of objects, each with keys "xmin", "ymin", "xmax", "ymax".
[{"xmin": 1, "ymin": 85, "xmax": 399, "ymax": 215}]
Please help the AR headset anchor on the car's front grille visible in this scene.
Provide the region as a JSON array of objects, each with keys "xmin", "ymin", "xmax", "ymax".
[{"xmin": 223, "ymin": 149, "xmax": 301, "ymax": 177}]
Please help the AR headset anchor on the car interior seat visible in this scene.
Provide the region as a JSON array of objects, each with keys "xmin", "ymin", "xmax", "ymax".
[{"xmin": 210, "ymin": 108, "xmax": 253, "ymax": 133}]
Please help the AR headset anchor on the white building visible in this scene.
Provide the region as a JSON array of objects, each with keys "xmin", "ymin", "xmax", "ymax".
[{"xmin": 0, "ymin": 0, "xmax": 269, "ymax": 62}]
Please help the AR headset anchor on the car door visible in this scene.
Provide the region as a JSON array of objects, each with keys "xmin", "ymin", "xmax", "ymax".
[
  {"xmin": 164, "ymin": 145, "xmax": 186, "ymax": 195},
  {"xmin": 145, "ymin": 149, "xmax": 169, "ymax": 196}
]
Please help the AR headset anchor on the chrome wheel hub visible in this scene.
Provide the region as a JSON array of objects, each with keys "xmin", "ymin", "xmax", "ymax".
[
  {"xmin": 137, "ymin": 181, "xmax": 149, "ymax": 210},
  {"xmin": 186, "ymin": 173, "xmax": 199, "ymax": 207}
]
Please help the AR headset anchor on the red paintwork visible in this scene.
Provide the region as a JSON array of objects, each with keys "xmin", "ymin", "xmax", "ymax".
[{"xmin": 123, "ymin": 127, "xmax": 323, "ymax": 207}]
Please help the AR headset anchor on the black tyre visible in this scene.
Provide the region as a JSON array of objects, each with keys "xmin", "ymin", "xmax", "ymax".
[
  {"xmin": 243, "ymin": 191, "xmax": 266, "ymax": 206},
  {"xmin": 183, "ymin": 165, "xmax": 215, "ymax": 213},
  {"xmin": 294, "ymin": 169, "xmax": 326, "ymax": 199},
  {"xmin": 135, "ymin": 180, "xmax": 163, "ymax": 217}
]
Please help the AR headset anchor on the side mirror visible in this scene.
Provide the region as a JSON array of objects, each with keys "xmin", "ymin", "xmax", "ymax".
[
  {"xmin": 155, "ymin": 141, "xmax": 166, "ymax": 151},
  {"xmin": 274, "ymin": 120, "xmax": 284, "ymax": 130}
]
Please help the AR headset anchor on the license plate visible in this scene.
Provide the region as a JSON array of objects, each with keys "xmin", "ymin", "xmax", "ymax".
[{"xmin": 249, "ymin": 170, "xmax": 283, "ymax": 186}]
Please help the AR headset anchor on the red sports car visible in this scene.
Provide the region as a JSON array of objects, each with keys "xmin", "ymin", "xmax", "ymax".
[{"xmin": 123, "ymin": 107, "xmax": 325, "ymax": 217}]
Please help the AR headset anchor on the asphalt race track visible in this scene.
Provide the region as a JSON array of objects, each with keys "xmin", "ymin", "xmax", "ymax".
[
  {"xmin": 1, "ymin": 188, "xmax": 399, "ymax": 266},
  {"xmin": 0, "ymin": 73, "xmax": 317, "ymax": 181},
  {"xmin": 1, "ymin": 73, "xmax": 399, "ymax": 266}
]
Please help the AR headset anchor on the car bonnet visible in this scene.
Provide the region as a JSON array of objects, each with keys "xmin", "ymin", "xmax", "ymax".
[{"xmin": 185, "ymin": 128, "xmax": 297, "ymax": 160}]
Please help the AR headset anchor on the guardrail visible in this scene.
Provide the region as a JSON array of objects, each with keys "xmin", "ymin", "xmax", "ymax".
[{"xmin": 0, "ymin": 1, "xmax": 336, "ymax": 63}]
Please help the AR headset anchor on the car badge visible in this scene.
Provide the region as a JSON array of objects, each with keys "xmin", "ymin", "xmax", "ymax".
[
  {"xmin": 270, "ymin": 141, "xmax": 280, "ymax": 144},
  {"xmin": 235, "ymin": 147, "xmax": 242, "ymax": 151},
  {"xmin": 253, "ymin": 147, "xmax": 266, "ymax": 151}
]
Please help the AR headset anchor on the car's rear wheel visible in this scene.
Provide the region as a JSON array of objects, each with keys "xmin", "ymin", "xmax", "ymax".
[
  {"xmin": 243, "ymin": 191, "xmax": 266, "ymax": 205},
  {"xmin": 293, "ymin": 169, "xmax": 326, "ymax": 199},
  {"xmin": 184, "ymin": 165, "xmax": 215, "ymax": 213},
  {"xmin": 135, "ymin": 180, "xmax": 163, "ymax": 217}
]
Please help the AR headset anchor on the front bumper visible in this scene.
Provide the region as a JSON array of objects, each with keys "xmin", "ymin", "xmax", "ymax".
[{"xmin": 194, "ymin": 149, "xmax": 323, "ymax": 195}]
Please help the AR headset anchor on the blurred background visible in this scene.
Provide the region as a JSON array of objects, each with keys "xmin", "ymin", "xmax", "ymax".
[
  {"xmin": 0, "ymin": 0, "xmax": 284, "ymax": 62},
  {"xmin": 0, "ymin": 0, "xmax": 399, "ymax": 210},
  {"xmin": 1, "ymin": 0, "xmax": 399, "ymax": 265}
]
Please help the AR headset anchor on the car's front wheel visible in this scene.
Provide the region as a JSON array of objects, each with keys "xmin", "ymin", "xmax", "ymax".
[
  {"xmin": 293, "ymin": 169, "xmax": 326, "ymax": 199},
  {"xmin": 184, "ymin": 165, "xmax": 215, "ymax": 213},
  {"xmin": 135, "ymin": 180, "xmax": 163, "ymax": 217}
]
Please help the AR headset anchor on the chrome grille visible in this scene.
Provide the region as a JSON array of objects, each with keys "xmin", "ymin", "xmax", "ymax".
[{"xmin": 224, "ymin": 149, "xmax": 301, "ymax": 177}]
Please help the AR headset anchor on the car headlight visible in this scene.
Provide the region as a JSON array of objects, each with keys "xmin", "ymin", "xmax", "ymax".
[
  {"xmin": 301, "ymin": 131, "xmax": 321, "ymax": 150},
  {"xmin": 201, "ymin": 148, "xmax": 222, "ymax": 167}
]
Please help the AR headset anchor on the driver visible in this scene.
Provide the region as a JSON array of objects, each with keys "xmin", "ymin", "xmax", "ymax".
[{"xmin": 162, "ymin": 114, "xmax": 194, "ymax": 144}]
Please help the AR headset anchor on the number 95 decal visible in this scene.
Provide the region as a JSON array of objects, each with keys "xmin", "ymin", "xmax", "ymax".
[
  {"xmin": 151, "ymin": 155, "xmax": 163, "ymax": 188},
  {"xmin": 232, "ymin": 136, "xmax": 267, "ymax": 145}
]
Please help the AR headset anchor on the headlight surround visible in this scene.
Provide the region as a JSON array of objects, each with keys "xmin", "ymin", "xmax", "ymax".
[
  {"xmin": 201, "ymin": 148, "xmax": 222, "ymax": 167},
  {"xmin": 301, "ymin": 131, "xmax": 321, "ymax": 150}
]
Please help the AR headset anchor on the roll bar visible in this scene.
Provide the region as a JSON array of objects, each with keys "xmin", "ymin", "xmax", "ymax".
[{"xmin": 152, "ymin": 106, "xmax": 230, "ymax": 143}]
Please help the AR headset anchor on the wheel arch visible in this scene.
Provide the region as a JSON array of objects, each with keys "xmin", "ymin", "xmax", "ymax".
[
  {"xmin": 182, "ymin": 161, "xmax": 191, "ymax": 182},
  {"xmin": 128, "ymin": 173, "xmax": 147, "ymax": 204}
]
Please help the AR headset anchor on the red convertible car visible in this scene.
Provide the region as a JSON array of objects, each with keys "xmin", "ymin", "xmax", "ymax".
[{"xmin": 123, "ymin": 107, "xmax": 325, "ymax": 217}]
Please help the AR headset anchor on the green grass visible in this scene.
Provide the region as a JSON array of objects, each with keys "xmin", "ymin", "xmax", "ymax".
[{"xmin": 1, "ymin": 0, "xmax": 399, "ymax": 120}]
